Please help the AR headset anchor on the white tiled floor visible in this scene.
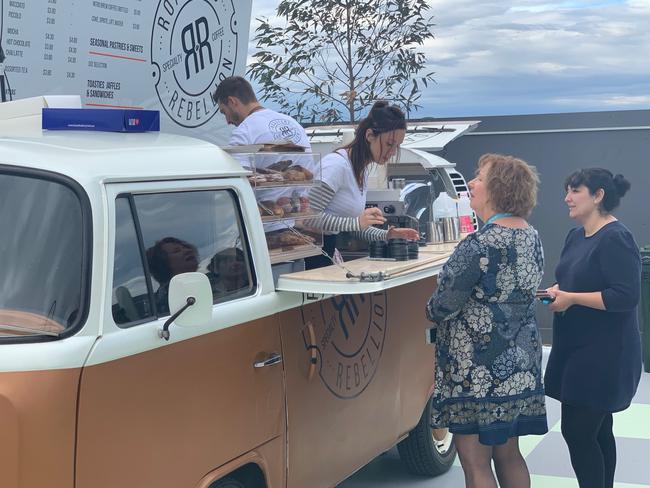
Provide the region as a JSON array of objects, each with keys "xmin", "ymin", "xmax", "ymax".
[{"xmin": 339, "ymin": 349, "xmax": 650, "ymax": 488}]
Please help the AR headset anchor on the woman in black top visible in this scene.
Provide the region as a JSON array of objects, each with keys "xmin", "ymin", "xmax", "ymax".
[{"xmin": 544, "ymin": 168, "xmax": 642, "ymax": 488}]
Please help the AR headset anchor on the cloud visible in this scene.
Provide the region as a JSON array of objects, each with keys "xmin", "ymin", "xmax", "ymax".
[
  {"xmin": 420, "ymin": 0, "xmax": 650, "ymax": 115},
  {"xmin": 248, "ymin": 0, "xmax": 650, "ymax": 117},
  {"xmin": 554, "ymin": 94, "xmax": 650, "ymax": 106}
]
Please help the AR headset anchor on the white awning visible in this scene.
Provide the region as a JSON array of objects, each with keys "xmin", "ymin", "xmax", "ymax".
[
  {"xmin": 306, "ymin": 121, "xmax": 479, "ymax": 152},
  {"xmin": 399, "ymin": 148, "xmax": 455, "ymax": 169}
]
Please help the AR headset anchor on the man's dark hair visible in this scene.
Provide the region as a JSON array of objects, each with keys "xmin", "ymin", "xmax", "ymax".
[{"xmin": 213, "ymin": 76, "xmax": 258, "ymax": 105}]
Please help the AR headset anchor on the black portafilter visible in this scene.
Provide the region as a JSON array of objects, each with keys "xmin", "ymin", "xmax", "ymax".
[
  {"xmin": 408, "ymin": 240, "xmax": 419, "ymax": 259},
  {"xmin": 388, "ymin": 238, "xmax": 409, "ymax": 261},
  {"xmin": 368, "ymin": 240, "xmax": 388, "ymax": 259}
]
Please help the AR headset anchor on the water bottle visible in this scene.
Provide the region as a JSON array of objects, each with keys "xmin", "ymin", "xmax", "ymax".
[{"xmin": 457, "ymin": 192, "xmax": 475, "ymax": 235}]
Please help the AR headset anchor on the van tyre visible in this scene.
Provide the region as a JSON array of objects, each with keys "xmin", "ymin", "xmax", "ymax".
[
  {"xmin": 210, "ymin": 478, "xmax": 245, "ymax": 488},
  {"xmin": 397, "ymin": 395, "xmax": 457, "ymax": 476}
]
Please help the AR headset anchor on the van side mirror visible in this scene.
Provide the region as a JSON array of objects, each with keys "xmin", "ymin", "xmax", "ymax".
[{"xmin": 158, "ymin": 272, "xmax": 212, "ymax": 341}]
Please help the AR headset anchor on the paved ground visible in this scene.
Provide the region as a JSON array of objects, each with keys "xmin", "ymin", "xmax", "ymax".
[{"xmin": 340, "ymin": 351, "xmax": 650, "ymax": 488}]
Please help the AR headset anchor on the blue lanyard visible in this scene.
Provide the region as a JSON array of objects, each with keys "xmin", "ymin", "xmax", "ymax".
[{"xmin": 484, "ymin": 212, "xmax": 513, "ymax": 226}]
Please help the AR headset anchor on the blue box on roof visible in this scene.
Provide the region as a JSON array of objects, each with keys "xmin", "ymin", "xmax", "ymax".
[{"xmin": 42, "ymin": 108, "xmax": 160, "ymax": 132}]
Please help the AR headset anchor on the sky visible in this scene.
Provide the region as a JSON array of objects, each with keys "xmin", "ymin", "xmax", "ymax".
[{"xmin": 246, "ymin": 0, "xmax": 650, "ymax": 118}]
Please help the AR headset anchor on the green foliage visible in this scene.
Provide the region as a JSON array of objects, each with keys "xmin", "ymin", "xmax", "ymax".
[{"xmin": 248, "ymin": 0, "xmax": 435, "ymax": 123}]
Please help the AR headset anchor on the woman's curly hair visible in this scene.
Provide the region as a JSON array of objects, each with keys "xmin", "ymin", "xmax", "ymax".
[{"xmin": 478, "ymin": 153, "xmax": 540, "ymax": 218}]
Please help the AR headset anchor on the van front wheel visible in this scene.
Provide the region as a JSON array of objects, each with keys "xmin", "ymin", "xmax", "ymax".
[{"xmin": 397, "ymin": 396, "xmax": 457, "ymax": 476}]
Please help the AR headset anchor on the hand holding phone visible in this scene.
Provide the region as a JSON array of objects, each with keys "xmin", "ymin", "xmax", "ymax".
[{"xmin": 536, "ymin": 290, "xmax": 556, "ymax": 305}]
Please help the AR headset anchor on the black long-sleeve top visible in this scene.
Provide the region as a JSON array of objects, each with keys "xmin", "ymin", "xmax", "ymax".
[{"xmin": 544, "ymin": 221, "xmax": 642, "ymax": 412}]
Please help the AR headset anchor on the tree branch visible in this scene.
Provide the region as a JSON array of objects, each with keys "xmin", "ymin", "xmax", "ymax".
[{"xmin": 249, "ymin": 0, "xmax": 435, "ymax": 122}]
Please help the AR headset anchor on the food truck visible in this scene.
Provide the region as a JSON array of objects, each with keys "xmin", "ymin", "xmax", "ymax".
[{"xmin": 0, "ymin": 103, "xmax": 476, "ymax": 488}]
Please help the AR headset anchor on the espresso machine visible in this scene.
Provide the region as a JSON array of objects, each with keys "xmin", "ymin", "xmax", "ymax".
[{"xmin": 335, "ymin": 168, "xmax": 464, "ymax": 260}]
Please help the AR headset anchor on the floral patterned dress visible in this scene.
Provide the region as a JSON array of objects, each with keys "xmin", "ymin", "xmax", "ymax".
[{"xmin": 426, "ymin": 224, "xmax": 548, "ymax": 445}]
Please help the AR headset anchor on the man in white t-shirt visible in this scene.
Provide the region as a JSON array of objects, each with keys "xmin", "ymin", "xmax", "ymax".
[
  {"xmin": 213, "ymin": 76, "xmax": 311, "ymax": 149},
  {"xmin": 213, "ymin": 76, "xmax": 313, "ymax": 236}
]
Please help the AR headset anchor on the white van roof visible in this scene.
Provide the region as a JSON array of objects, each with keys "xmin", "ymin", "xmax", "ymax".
[{"xmin": 0, "ymin": 131, "xmax": 247, "ymax": 184}]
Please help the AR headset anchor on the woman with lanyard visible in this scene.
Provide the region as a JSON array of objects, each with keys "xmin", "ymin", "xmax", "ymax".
[
  {"xmin": 425, "ymin": 154, "xmax": 548, "ymax": 488},
  {"xmin": 304, "ymin": 101, "xmax": 419, "ymax": 269}
]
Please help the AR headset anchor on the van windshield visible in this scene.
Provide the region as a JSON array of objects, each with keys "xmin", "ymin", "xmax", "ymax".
[{"xmin": 0, "ymin": 171, "xmax": 87, "ymax": 339}]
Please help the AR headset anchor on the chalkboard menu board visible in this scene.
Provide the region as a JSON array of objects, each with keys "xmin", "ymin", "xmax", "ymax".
[{"xmin": 0, "ymin": 0, "xmax": 252, "ymax": 145}]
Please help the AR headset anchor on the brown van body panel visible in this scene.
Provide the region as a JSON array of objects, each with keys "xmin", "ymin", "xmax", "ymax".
[
  {"xmin": 0, "ymin": 369, "xmax": 80, "ymax": 488},
  {"xmin": 76, "ymin": 315, "xmax": 285, "ymax": 488},
  {"xmin": 0, "ymin": 279, "xmax": 436, "ymax": 488},
  {"xmin": 390, "ymin": 278, "xmax": 439, "ymax": 432},
  {"xmin": 280, "ymin": 278, "xmax": 437, "ymax": 487}
]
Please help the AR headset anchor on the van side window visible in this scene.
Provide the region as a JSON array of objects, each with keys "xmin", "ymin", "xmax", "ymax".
[
  {"xmin": 112, "ymin": 197, "xmax": 154, "ymax": 326},
  {"xmin": 0, "ymin": 170, "xmax": 90, "ymax": 338},
  {"xmin": 111, "ymin": 189, "xmax": 255, "ymax": 326}
]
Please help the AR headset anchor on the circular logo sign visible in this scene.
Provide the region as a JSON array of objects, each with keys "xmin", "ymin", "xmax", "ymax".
[
  {"xmin": 303, "ymin": 292, "xmax": 388, "ymax": 399},
  {"xmin": 151, "ymin": 0, "xmax": 239, "ymax": 128}
]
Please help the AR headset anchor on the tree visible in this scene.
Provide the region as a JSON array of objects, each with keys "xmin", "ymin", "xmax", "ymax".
[{"xmin": 248, "ymin": 0, "xmax": 435, "ymax": 123}]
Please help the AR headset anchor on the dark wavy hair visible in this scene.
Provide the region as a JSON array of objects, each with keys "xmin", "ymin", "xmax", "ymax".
[
  {"xmin": 343, "ymin": 101, "xmax": 406, "ymax": 189},
  {"xmin": 564, "ymin": 168, "xmax": 631, "ymax": 213},
  {"xmin": 146, "ymin": 237, "xmax": 198, "ymax": 284}
]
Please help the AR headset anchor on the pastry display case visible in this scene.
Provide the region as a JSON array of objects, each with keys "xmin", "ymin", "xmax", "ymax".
[{"xmin": 235, "ymin": 151, "xmax": 323, "ymax": 264}]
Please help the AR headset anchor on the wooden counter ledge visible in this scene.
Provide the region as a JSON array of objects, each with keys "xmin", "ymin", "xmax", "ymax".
[{"xmin": 275, "ymin": 243, "xmax": 457, "ymax": 295}]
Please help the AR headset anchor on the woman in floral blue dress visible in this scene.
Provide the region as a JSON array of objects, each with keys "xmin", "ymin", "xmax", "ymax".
[{"xmin": 426, "ymin": 154, "xmax": 548, "ymax": 488}]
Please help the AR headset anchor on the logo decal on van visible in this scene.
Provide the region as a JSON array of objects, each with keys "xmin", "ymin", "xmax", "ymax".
[
  {"xmin": 151, "ymin": 0, "xmax": 239, "ymax": 128},
  {"xmin": 304, "ymin": 291, "xmax": 388, "ymax": 399}
]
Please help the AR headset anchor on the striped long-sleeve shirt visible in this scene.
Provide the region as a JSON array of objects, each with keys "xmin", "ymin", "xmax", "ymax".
[{"xmin": 307, "ymin": 181, "xmax": 388, "ymax": 242}]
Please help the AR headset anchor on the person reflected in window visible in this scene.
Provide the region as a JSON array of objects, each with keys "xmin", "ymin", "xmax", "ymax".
[
  {"xmin": 207, "ymin": 247, "xmax": 249, "ymax": 297},
  {"xmin": 146, "ymin": 237, "xmax": 199, "ymax": 315}
]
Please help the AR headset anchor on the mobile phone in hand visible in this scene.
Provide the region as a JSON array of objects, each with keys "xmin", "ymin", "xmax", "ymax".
[{"xmin": 536, "ymin": 290, "xmax": 555, "ymax": 305}]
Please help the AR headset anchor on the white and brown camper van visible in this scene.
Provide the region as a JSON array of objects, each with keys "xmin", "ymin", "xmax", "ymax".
[{"xmin": 0, "ymin": 128, "xmax": 466, "ymax": 488}]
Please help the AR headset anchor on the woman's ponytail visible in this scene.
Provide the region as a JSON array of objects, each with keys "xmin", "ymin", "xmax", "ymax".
[{"xmin": 613, "ymin": 174, "xmax": 631, "ymax": 198}]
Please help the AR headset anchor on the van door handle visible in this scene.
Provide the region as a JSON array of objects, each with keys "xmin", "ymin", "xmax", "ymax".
[{"xmin": 254, "ymin": 353, "xmax": 282, "ymax": 368}]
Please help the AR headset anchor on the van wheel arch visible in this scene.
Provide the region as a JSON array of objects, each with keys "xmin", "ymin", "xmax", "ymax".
[
  {"xmin": 209, "ymin": 478, "xmax": 245, "ymax": 488},
  {"xmin": 208, "ymin": 462, "xmax": 266, "ymax": 488}
]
